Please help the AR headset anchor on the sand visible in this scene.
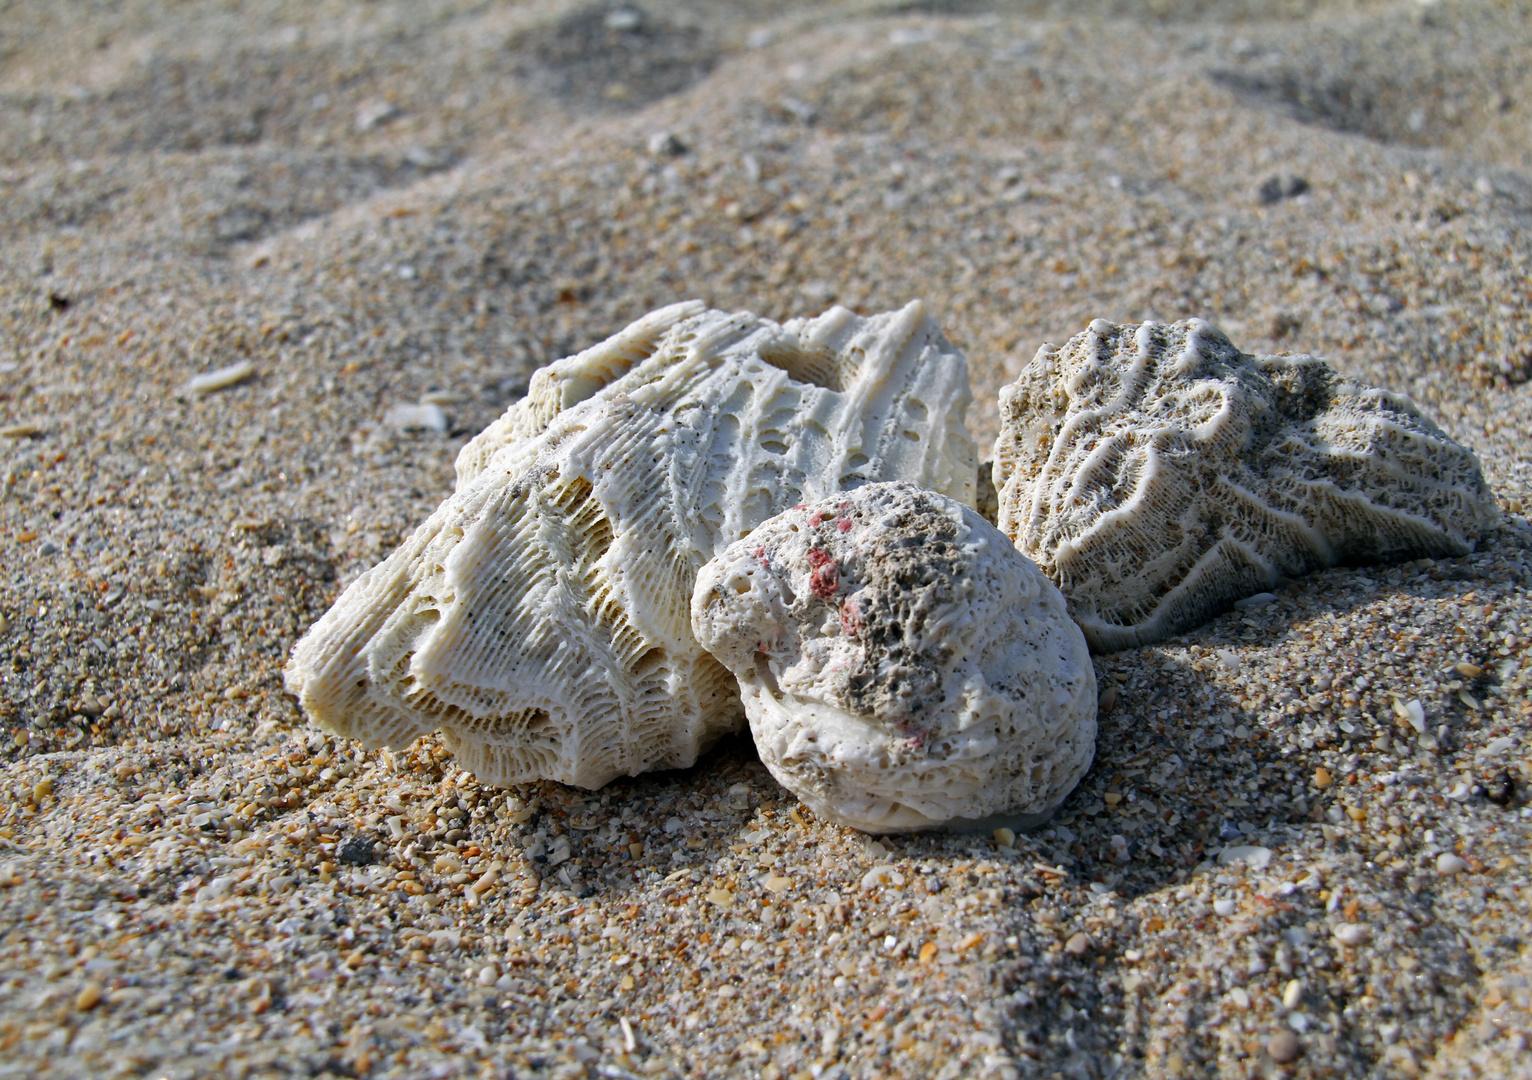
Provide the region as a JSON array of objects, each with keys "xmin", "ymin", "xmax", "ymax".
[{"xmin": 1, "ymin": 1, "xmax": 1530, "ymax": 1077}]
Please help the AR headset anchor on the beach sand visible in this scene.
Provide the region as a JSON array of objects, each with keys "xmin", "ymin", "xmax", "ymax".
[{"xmin": 2, "ymin": 1, "xmax": 1530, "ymax": 1076}]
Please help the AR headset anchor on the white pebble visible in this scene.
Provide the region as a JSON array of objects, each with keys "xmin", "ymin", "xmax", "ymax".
[
  {"xmin": 1435, "ymin": 852, "xmax": 1470, "ymax": 875},
  {"xmin": 477, "ymin": 964, "xmax": 498, "ymax": 986},
  {"xmin": 1232, "ymin": 591, "xmax": 1277, "ymax": 609},
  {"xmin": 1217, "ymin": 845, "xmax": 1273, "ymax": 871},
  {"xmin": 1213, "ymin": 898, "xmax": 1236, "ymax": 917},
  {"xmin": 384, "ymin": 403, "xmax": 448, "ymax": 434},
  {"xmin": 1332, "ymin": 923, "xmax": 1371, "ymax": 947},
  {"xmin": 1282, "ymin": 978, "xmax": 1303, "ymax": 1009},
  {"xmin": 860, "ymin": 865, "xmax": 905, "ymax": 890}
]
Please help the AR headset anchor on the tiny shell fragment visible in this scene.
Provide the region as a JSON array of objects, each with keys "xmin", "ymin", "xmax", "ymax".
[{"xmin": 185, "ymin": 360, "xmax": 256, "ymax": 395}]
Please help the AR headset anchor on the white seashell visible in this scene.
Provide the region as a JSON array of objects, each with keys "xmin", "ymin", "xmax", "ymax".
[
  {"xmin": 286, "ymin": 301, "xmax": 977, "ymax": 789},
  {"xmin": 994, "ymin": 318, "xmax": 1501, "ymax": 651},
  {"xmin": 691, "ymin": 481, "xmax": 1095, "ymax": 834},
  {"xmin": 185, "ymin": 361, "xmax": 256, "ymax": 396},
  {"xmin": 1393, "ymin": 697, "xmax": 1427, "ymax": 734},
  {"xmin": 383, "ymin": 403, "xmax": 448, "ymax": 434}
]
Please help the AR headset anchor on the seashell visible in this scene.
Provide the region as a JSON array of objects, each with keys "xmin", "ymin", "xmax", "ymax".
[
  {"xmin": 691, "ymin": 481, "xmax": 1096, "ymax": 833},
  {"xmin": 286, "ymin": 301, "xmax": 977, "ymax": 788},
  {"xmin": 185, "ymin": 360, "xmax": 256, "ymax": 396},
  {"xmin": 994, "ymin": 318, "xmax": 1501, "ymax": 652}
]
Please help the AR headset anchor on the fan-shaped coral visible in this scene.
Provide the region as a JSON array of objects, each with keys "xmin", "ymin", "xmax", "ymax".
[
  {"xmin": 692, "ymin": 482, "xmax": 1096, "ymax": 833},
  {"xmin": 286, "ymin": 301, "xmax": 977, "ymax": 788},
  {"xmin": 994, "ymin": 318, "xmax": 1501, "ymax": 652}
]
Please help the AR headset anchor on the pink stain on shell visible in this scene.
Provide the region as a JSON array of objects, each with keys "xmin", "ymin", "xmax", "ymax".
[
  {"xmin": 806, "ymin": 547, "xmax": 839, "ymax": 599},
  {"xmin": 838, "ymin": 596, "xmax": 862, "ymax": 637}
]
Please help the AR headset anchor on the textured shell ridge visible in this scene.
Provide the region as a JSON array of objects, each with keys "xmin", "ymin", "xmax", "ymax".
[{"xmin": 994, "ymin": 317, "xmax": 1500, "ymax": 651}]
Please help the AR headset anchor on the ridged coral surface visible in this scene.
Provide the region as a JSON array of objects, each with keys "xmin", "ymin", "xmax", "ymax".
[
  {"xmin": 995, "ymin": 318, "xmax": 1501, "ymax": 652},
  {"xmin": 285, "ymin": 301, "xmax": 976, "ymax": 787},
  {"xmin": 692, "ymin": 482, "xmax": 1096, "ymax": 833}
]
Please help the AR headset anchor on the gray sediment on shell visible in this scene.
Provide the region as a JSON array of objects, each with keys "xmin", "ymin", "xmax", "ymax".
[
  {"xmin": 691, "ymin": 481, "xmax": 1096, "ymax": 833},
  {"xmin": 285, "ymin": 301, "xmax": 977, "ymax": 789},
  {"xmin": 994, "ymin": 318, "xmax": 1502, "ymax": 652}
]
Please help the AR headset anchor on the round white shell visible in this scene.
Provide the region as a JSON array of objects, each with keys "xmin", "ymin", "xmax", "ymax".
[
  {"xmin": 995, "ymin": 318, "xmax": 1502, "ymax": 652},
  {"xmin": 691, "ymin": 481, "xmax": 1097, "ymax": 833},
  {"xmin": 285, "ymin": 301, "xmax": 977, "ymax": 789}
]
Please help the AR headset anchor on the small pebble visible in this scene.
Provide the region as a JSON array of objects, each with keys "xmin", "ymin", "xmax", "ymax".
[
  {"xmin": 337, "ymin": 837, "xmax": 377, "ymax": 866},
  {"xmin": 1213, "ymin": 898, "xmax": 1236, "ymax": 916},
  {"xmin": 1435, "ymin": 852, "xmax": 1470, "ymax": 875},
  {"xmin": 1282, "ymin": 979, "xmax": 1303, "ymax": 1009},
  {"xmin": 75, "ymin": 982, "xmax": 103, "ymax": 1012},
  {"xmin": 1267, "ymin": 1030, "xmax": 1301, "ymax": 1064},
  {"xmin": 1332, "ymin": 923, "xmax": 1372, "ymax": 947},
  {"xmin": 646, "ymin": 131, "xmax": 687, "ymax": 158},
  {"xmin": 1233, "ymin": 591, "xmax": 1278, "ymax": 609},
  {"xmin": 1064, "ymin": 932, "xmax": 1090, "ymax": 956},
  {"xmin": 384, "ymin": 403, "xmax": 448, "ymax": 434}
]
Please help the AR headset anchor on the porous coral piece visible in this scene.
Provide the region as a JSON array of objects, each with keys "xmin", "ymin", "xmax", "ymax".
[
  {"xmin": 994, "ymin": 318, "xmax": 1501, "ymax": 652},
  {"xmin": 692, "ymin": 482, "xmax": 1096, "ymax": 833},
  {"xmin": 286, "ymin": 301, "xmax": 977, "ymax": 788}
]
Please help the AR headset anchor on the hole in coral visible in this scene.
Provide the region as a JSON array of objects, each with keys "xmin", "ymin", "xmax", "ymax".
[
  {"xmin": 757, "ymin": 339, "xmax": 855, "ymax": 392},
  {"xmin": 632, "ymin": 647, "xmax": 668, "ymax": 679}
]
